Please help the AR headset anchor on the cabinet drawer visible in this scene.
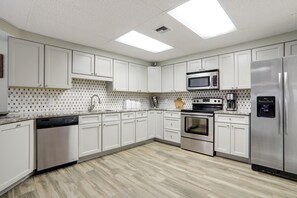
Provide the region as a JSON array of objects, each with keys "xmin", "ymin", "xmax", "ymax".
[
  {"xmin": 164, "ymin": 129, "xmax": 180, "ymax": 143},
  {"xmin": 121, "ymin": 112, "xmax": 136, "ymax": 120},
  {"xmin": 103, "ymin": 113, "xmax": 120, "ymax": 122},
  {"xmin": 136, "ymin": 111, "xmax": 147, "ymax": 118},
  {"xmin": 79, "ymin": 114, "xmax": 101, "ymax": 124},
  {"xmin": 164, "ymin": 118, "xmax": 181, "ymax": 131},
  {"xmin": 215, "ymin": 114, "xmax": 249, "ymax": 125},
  {"xmin": 164, "ymin": 111, "xmax": 180, "ymax": 118}
]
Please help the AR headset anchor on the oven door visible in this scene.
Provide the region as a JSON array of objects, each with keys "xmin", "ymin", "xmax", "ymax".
[{"xmin": 181, "ymin": 113, "xmax": 213, "ymax": 142}]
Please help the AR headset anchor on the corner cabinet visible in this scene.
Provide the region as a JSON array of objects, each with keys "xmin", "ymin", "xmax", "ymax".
[
  {"xmin": 148, "ymin": 111, "xmax": 164, "ymax": 139},
  {"xmin": 215, "ymin": 114, "xmax": 250, "ymax": 159},
  {"xmin": 107, "ymin": 60, "xmax": 129, "ymax": 91},
  {"xmin": 8, "ymin": 38, "xmax": 44, "ymax": 88},
  {"xmin": 0, "ymin": 120, "xmax": 34, "ymax": 192},
  {"xmin": 148, "ymin": 67, "xmax": 161, "ymax": 93},
  {"xmin": 161, "ymin": 65, "xmax": 174, "ymax": 92},
  {"xmin": 45, "ymin": 45, "xmax": 72, "ymax": 89},
  {"xmin": 173, "ymin": 62, "xmax": 187, "ymax": 92}
]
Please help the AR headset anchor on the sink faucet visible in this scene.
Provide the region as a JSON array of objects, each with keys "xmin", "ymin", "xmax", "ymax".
[{"xmin": 88, "ymin": 94, "xmax": 101, "ymax": 112}]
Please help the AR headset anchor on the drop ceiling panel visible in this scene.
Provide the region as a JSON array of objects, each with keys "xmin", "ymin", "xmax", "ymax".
[{"xmin": 140, "ymin": 0, "xmax": 188, "ymax": 11}]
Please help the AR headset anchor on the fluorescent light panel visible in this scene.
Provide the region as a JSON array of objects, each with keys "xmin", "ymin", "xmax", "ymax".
[
  {"xmin": 168, "ymin": 0, "xmax": 237, "ymax": 39},
  {"xmin": 115, "ymin": 31, "xmax": 173, "ymax": 53}
]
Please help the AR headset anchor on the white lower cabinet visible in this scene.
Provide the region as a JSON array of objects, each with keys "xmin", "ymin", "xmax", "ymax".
[
  {"xmin": 148, "ymin": 111, "xmax": 164, "ymax": 139},
  {"xmin": 163, "ymin": 111, "xmax": 181, "ymax": 143},
  {"xmin": 121, "ymin": 119, "xmax": 136, "ymax": 146},
  {"xmin": 102, "ymin": 120, "xmax": 121, "ymax": 151},
  {"xmin": 215, "ymin": 114, "xmax": 250, "ymax": 159},
  {"xmin": 79, "ymin": 123, "xmax": 102, "ymax": 157},
  {"xmin": 136, "ymin": 118, "xmax": 148, "ymax": 142},
  {"xmin": 0, "ymin": 120, "xmax": 34, "ymax": 192}
]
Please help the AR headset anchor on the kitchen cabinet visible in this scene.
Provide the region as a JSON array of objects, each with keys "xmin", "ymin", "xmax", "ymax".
[
  {"xmin": 285, "ymin": 40, "xmax": 297, "ymax": 56},
  {"xmin": 45, "ymin": 45, "xmax": 72, "ymax": 89},
  {"xmin": 174, "ymin": 62, "xmax": 187, "ymax": 92},
  {"xmin": 148, "ymin": 67, "xmax": 161, "ymax": 92},
  {"xmin": 72, "ymin": 51, "xmax": 94, "ymax": 76},
  {"xmin": 129, "ymin": 63, "xmax": 148, "ymax": 92},
  {"xmin": 187, "ymin": 59, "xmax": 202, "ymax": 73},
  {"xmin": 121, "ymin": 112, "xmax": 136, "ymax": 146},
  {"xmin": 108, "ymin": 59, "xmax": 129, "ymax": 91},
  {"xmin": 163, "ymin": 111, "xmax": 181, "ymax": 143},
  {"xmin": 252, "ymin": 44, "xmax": 284, "ymax": 61},
  {"xmin": 220, "ymin": 50, "xmax": 251, "ymax": 90},
  {"xmin": 95, "ymin": 56, "xmax": 113, "ymax": 79},
  {"xmin": 215, "ymin": 114, "xmax": 249, "ymax": 159},
  {"xmin": 0, "ymin": 120, "xmax": 34, "ymax": 193},
  {"xmin": 8, "ymin": 37, "xmax": 44, "ymax": 88},
  {"xmin": 161, "ymin": 65, "xmax": 174, "ymax": 92},
  {"xmin": 136, "ymin": 118, "xmax": 148, "ymax": 142},
  {"xmin": 102, "ymin": 120, "xmax": 121, "ymax": 151},
  {"xmin": 202, "ymin": 56, "xmax": 219, "ymax": 70},
  {"xmin": 148, "ymin": 111, "xmax": 164, "ymax": 139},
  {"xmin": 78, "ymin": 114, "xmax": 102, "ymax": 157}
]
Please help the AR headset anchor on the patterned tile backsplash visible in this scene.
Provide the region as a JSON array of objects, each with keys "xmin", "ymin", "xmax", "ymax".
[{"xmin": 8, "ymin": 79, "xmax": 251, "ymax": 113}]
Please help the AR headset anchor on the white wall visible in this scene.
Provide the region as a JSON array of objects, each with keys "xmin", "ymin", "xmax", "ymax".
[{"xmin": 0, "ymin": 30, "xmax": 8, "ymax": 112}]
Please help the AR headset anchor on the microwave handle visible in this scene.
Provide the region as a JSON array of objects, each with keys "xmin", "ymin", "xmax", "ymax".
[{"xmin": 209, "ymin": 74, "xmax": 213, "ymax": 88}]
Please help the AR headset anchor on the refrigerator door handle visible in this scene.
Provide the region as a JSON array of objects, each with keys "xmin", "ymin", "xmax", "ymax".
[
  {"xmin": 284, "ymin": 72, "xmax": 288, "ymax": 135},
  {"xmin": 279, "ymin": 99, "xmax": 283, "ymax": 134}
]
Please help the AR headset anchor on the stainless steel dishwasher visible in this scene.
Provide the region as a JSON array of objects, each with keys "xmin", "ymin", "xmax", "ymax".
[{"xmin": 36, "ymin": 116, "xmax": 78, "ymax": 172}]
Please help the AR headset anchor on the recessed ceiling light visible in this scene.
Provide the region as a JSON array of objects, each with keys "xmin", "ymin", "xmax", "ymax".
[
  {"xmin": 115, "ymin": 31, "xmax": 173, "ymax": 53},
  {"xmin": 168, "ymin": 0, "xmax": 237, "ymax": 39}
]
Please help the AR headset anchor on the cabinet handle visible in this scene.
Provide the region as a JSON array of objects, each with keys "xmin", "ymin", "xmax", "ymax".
[
  {"xmin": 95, "ymin": 73, "xmax": 98, "ymax": 76},
  {"xmin": 114, "ymin": 88, "xmax": 117, "ymax": 91},
  {"xmin": 16, "ymin": 124, "xmax": 21, "ymax": 128},
  {"xmin": 39, "ymin": 84, "xmax": 42, "ymax": 87},
  {"xmin": 227, "ymin": 125, "xmax": 230, "ymax": 127},
  {"xmin": 231, "ymin": 125, "xmax": 234, "ymax": 128}
]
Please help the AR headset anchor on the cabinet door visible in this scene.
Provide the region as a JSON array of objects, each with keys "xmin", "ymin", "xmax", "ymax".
[
  {"xmin": 174, "ymin": 62, "xmax": 187, "ymax": 92},
  {"xmin": 219, "ymin": 53, "xmax": 235, "ymax": 90},
  {"xmin": 113, "ymin": 60, "xmax": 129, "ymax": 91},
  {"xmin": 79, "ymin": 123, "xmax": 101, "ymax": 157},
  {"xmin": 8, "ymin": 38, "xmax": 44, "ymax": 88},
  {"xmin": 95, "ymin": 56, "xmax": 113, "ymax": 78},
  {"xmin": 148, "ymin": 111, "xmax": 156, "ymax": 139},
  {"xmin": 45, "ymin": 46, "xmax": 72, "ymax": 89},
  {"xmin": 128, "ymin": 63, "xmax": 139, "ymax": 92},
  {"xmin": 0, "ymin": 120, "xmax": 34, "ymax": 192},
  {"xmin": 202, "ymin": 56, "xmax": 219, "ymax": 70},
  {"xmin": 148, "ymin": 67, "xmax": 161, "ymax": 92},
  {"xmin": 136, "ymin": 118, "xmax": 148, "ymax": 142},
  {"xmin": 72, "ymin": 51, "xmax": 94, "ymax": 75},
  {"xmin": 155, "ymin": 111, "xmax": 164, "ymax": 139},
  {"xmin": 138, "ymin": 65, "xmax": 148, "ymax": 92},
  {"xmin": 161, "ymin": 65, "xmax": 174, "ymax": 92},
  {"xmin": 230, "ymin": 124, "xmax": 249, "ymax": 158},
  {"xmin": 235, "ymin": 50, "xmax": 251, "ymax": 89},
  {"xmin": 164, "ymin": 129, "xmax": 180, "ymax": 143},
  {"xmin": 285, "ymin": 41, "xmax": 297, "ymax": 56},
  {"xmin": 121, "ymin": 119, "xmax": 136, "ymax": 146},
  {"xmin": 215, "ymin": 123, "xmax": 231, "ymax": 154},
  {"xmin": 187, "ymin": 59, "xmax": 202, "ymax": 73},
  {"xmin": 252, "ymin": 44, "xmax": 284, "ymax": 61},
  {"xmin": 102, "ymin": 121, "xmax": 121, "ymax": 151}
]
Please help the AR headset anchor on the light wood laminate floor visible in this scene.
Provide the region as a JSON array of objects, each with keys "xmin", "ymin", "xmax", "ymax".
[{"xmin": 2, "ymin": 142, "xmax": 297, "ymax": 198}]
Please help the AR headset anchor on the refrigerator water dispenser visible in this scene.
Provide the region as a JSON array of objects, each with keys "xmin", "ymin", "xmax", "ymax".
[{"xmin": 257, "ymin": 96, "xmax": 275, "ymax": 118}]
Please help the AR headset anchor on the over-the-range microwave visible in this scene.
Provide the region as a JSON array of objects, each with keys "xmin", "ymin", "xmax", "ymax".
[{"xmin": 186, "ymin": 70, "xmax": 219, "ymax": 91}]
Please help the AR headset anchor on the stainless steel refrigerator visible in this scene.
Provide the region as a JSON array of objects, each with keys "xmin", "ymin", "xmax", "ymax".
[{"xmin": 251, "ymin": 56, "xmax": 297, "ymax": 178}]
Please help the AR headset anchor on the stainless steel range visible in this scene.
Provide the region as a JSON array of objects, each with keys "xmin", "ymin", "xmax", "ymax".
[{"xmin": 181, "ymin": 98, "xmax": 223, "ymax": 156}]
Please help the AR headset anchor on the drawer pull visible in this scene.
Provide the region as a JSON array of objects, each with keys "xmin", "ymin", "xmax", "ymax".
[{"xmin": 16, "ymin": 124, "xmax": 21, "ymax": 128}]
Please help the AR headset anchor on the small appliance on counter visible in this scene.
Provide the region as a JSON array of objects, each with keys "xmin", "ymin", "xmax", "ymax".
[
  {"xmin": 226, "ymin": 93, "xmax": 237, "ymax": 111},
  {"xmin": 151, "ymin": 96, "xmax": 159, "ymax": 108}
]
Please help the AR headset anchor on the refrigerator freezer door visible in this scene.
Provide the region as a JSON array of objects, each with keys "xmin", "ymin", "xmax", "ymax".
[
  {"xmin": 251, "ymin": 58, "xmax": 283, "ymax": 171},
  {"xmin": 283, "ymin": 56, "xmax": 297, "ymax": 174}
]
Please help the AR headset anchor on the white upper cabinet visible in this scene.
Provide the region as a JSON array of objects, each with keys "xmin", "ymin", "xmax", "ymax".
[
  {"xmin": 95, "ymin": 56, "xmax": 113, "ymax": 79},
  {"xmin": 219, "ymin": 53, "xmax": 235, "ymax": 90},
  {"xmin": 202, "ymin": 56, "xmax": 219, "ymax": 70},
  {"xmin": 148, "ymin": 67, "xmax": 161, "ymax": 93},
  {"xmin": 252, "ymin": 44, "xmax": 284, "ymax": 61},
  {"xmin": 129, "ymin": 63, "xmax": 148, "ymax": 92},
  {"xmin": 174, "ymin": 62, "xmax": 187, "ymax": 92},
  {"xmin": 112, "ymin": 60, "xmax": 129, "ymax": 91},
  {"xmin": 45, "ymin": 45, "xmax": 72, "ymax": 89},
  {"xmin": 72, "ymin": 51, "xmax": 94, "ymax": 75},
  {"xmin": 285, "ymin": 41, "xmax": 297, "ymax": 56},
  {"xmin": 8, "ymin": 38, "xmax": 44, "ymax": 88},
  {"xmin": 161, "ymin": 65, "xmax": 174, "ymax": 92},
  {"xmin": 235, "ymin": 50, "xmax": 251, "ymax": 89},
  {"xmin": 220, "ymin": 50, "xmax": 251, "ymax": 90},
  {"xmin": 187, "ymin": 59, "xmax": 202, "ymax": 73}
]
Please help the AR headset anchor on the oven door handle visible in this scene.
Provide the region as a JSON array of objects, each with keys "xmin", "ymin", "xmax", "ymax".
[{"xmin": 181, "ymin": 114, "xmax": 213, "ymax": 119}]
